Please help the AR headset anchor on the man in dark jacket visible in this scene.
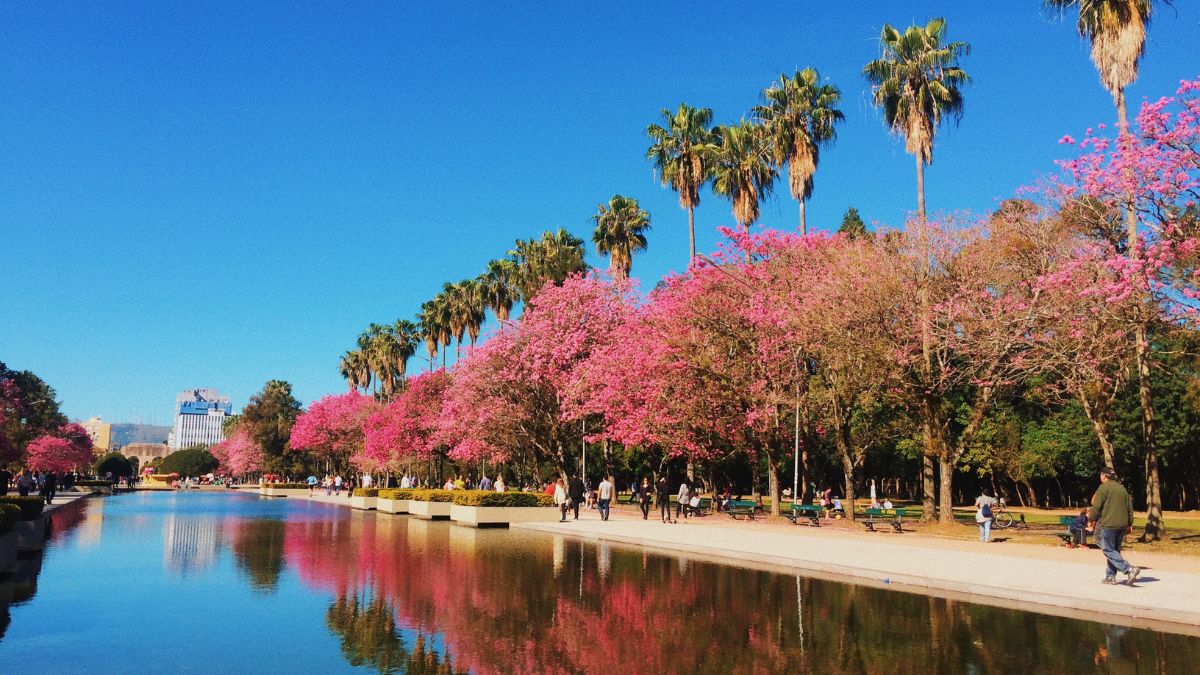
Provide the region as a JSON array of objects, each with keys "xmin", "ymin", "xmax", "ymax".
[
  {"xmin": 567, "ymin": 475, "xmax": 585, "ymax": 520},
  {"xmin": 1088, "ymin": 468, "xmax": 1142, "ymax": 585}
]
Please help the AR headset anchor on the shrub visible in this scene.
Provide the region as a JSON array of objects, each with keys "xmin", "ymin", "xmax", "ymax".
[
  {"xmin": 352, "ymin": 488, "xmax": 379, "ymax": 497},
  {"xmin": 0, "ymin": 503, "xmax": 21, "ymax": 534},
  {"xmin": 376, "ymin": 489, "xmax": 415, "ymax": 500},
  {"xmin": 264, "ymin": 483, "xmax": 310, "ymax": 489},
  {"xmin": 450, "ymin": 490, "xmax": 542, "ymax": 507},
  {"xmin": 0, "ymin": 496, "xmax": 46, "ymax": 520},
  {"xmin": 157, "ymin": 448, "xmax": 219, "ymax": 476},
  {"xmin": 95, "ymin": 452, "xmax": 133, "ymax": 478},
  {"xmin": 408, "ymin": 489, "xmax": 455, "ymax": 503},
  {"xmin": 534, "ymin": 493, "xmax": 556, "ymax": 507}
]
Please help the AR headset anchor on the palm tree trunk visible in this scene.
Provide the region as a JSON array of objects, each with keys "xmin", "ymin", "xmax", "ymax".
[
  {"xmin": 799, "ymin": 198, "xmax": 807, "ymax": 236},
  {"xmin": 687, "ymin": 206, "xmax": 697, "ymax": 262},
  {"xmin": 915, "ymin": 154, "xmax": 926, "ymax": 220}
]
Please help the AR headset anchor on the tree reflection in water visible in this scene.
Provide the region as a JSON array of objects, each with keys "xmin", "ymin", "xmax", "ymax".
[
  {"xmin": 223, "ymin": 517, "xmax": 286, "ymax": 593},
  {"xmin": 272, "ymin": 513, "xmax": 1200, "ymax": 674}
]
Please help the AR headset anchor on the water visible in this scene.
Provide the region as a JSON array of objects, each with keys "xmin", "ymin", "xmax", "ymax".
[{"xmin": 2, "ymin": 492, "xmax": 1197, "ymax": 674}]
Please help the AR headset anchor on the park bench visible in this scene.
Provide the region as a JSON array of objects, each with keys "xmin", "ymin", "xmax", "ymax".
[
  {"xmin": 1057, "ymin": 515, "xmax": 1088, "ymax": 546},
  {"xmin": 862, "ymin": 507, "xmax": 910, "ymax": 533},
  {"xmin": 685, "ymin": 497, "xmax": 712, "ymax": 517},
  {"xmin": 726, "ymin": 499, "xmax": 758, "ymax": 520},
  {"xmin": 785, "ymin": 503, "xmax": 823, "ymax": 526}
]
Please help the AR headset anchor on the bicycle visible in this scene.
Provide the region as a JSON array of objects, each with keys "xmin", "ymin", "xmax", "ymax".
[{"xmin": 990, "ymin": 498, "xmax": 1015, "ymax": 529}]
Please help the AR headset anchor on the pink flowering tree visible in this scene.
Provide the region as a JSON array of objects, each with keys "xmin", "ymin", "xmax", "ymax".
[
  {"xmin": 359, "ymin": 370, "xmax": 452, "ymax": 474},
  {"xmin": 26, "ymin": 423, "xmax": 94, "ymax": 472},
  {"xmin": 212, "ymin": 429, "xmax": 263, "ymax": 478},
  {"xmin": 290, "ymin": 391, "xmax": 378, "ymax": 474}
]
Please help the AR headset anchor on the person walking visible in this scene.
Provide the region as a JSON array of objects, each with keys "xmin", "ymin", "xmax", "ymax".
[
  {"xmin": 306, "ymin": 475, "xmax": 318, "ymax": 495},
  {"xmin": 675, "ymin": 479, "xmax": 691, "ymax": 523},
  {"xmin": 597, "ymin": 475, "xmax": 614, "ymax": 521},
  {"xmin": 333, "ymin": 474, "xmax": 343, "ymax": 495},
  {"xmin": 44, "ymin": 470, "xmax": 57, "ymax": 504},
  {"xmin": 636, "ymin": 478, "xmax": 651, "ymax": 520},
  {"xmin": 656, "ymin": 476, "xmax": 672, "ymax": 524},
  {"xmin": 975, "ymin": 488, "xmax": 995, "ymax": 542},
  {"xmin": 568, "ymin": 474, "xmax": 585, "ymax": 520},
  {"xmin": 494, "ymin": 475, "xmax": 506, "ymax": 493},
  {"xmin": 16, "ymin": 470, "xmax": 32, "ymax": 497},
  {"xmin": 479, "ymin": 474, "xmax": 492, "ymax": 491},
  {"xmin": 554, "ymin": 478, "xmax": 569, "ymax": 522},
  {"xmin": 1089, "ymin": 468, "xmax": 1142, "ymax": 585}
]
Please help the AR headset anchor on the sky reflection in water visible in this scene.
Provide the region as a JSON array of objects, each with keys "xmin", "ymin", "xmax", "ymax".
[{"xmin": 1, "ymin": 492, "xmax": 1197, "ymax": 674}]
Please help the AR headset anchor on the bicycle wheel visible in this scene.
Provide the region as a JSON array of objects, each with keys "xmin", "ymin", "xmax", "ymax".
[{"xmin": 993, "ymin": 511, "xmax": 1014, "ymax": 529}]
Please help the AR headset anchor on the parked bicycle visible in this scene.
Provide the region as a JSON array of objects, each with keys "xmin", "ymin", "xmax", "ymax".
[{"xmin": 990, "ymin": 498, "xmax": 1015, "ymax": 529}]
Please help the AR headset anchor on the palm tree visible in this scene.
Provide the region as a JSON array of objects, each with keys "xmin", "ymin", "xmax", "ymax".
[
  {"xmin": 478, "ymin": 259, "xmax": 517, "ymax": 322},
  {"xmin": 754, "ymin": 68, "xmax": 844, "ymax": 235},
  {"xmin": 338, "ymin": 350, "xmax": 370, "ymax": 392},
  {"xmin": 456, "ymin": 280, "xmax": 487, "ymax": 349},
  {"xmin": 646, "ymin": 104, "xmax": 717, "ymax": 261},
  {"xmin": 1044, "ymin": 0, "xmax": 1152, "ymax": 133},
  {"xmin": 863, "ymin": 18, "xmax": 970, "ymax": 220},
  {"xmin": 591, "ymin": 195, "xmax": 651, "ymax": 281},
  {"xmin": 1044, "ymin": 0, "xmax": 1162, "ymax": 540},
  {"xmin": 390, "ymin": 319, "xmax": 420, "ymax": 384},
  {"xmin": 416, "ymin": 302, "xmax": 442, "ymax": 372},
  {"xmin": 508, "ymin": 229, "xmax": 588, "ymax": 301},
  {"xmin": 710, "ymin": 120, "xmax": 778, "ymax": 255}
]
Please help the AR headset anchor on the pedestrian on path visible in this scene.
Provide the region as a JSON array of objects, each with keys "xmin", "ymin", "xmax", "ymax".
[
  {"xmin": 637, "ymin": 478, "xmax": 651, "ymax": 520},
  {"xmin": 656, "ymin": 476, "xmax": 672, "ymax": 523},
  {"xmin": 568, "ymin": 474, "xmax": 585, "ymax": 520},
  {"xmin": 44, "ymin": 470, "xmax": 57, "ymax": 504},
  {"xmin": 675, "ymin": 479, "xmax": 690, "ymax": 522},
  {"xmin": 1089, "ymin": 469, "xmax": 1142, "ymax": 585},
  {"xmin": 306, "ymin": 475, "xmax": 317, "ymax": 495},
  {"xmin": 975, "ymin": 488, "xmax": 995, "ymax": 542},
  {"xmin": 16, "ymin": 470, "xmax": 31, "ymax": 496},
  {"xmin": 597, "ymin": 475, "xmax": 613, "ymax": 521},
  {"xmin": 554, "ymin": 478, "xmax": 569, "ymax": 522}
]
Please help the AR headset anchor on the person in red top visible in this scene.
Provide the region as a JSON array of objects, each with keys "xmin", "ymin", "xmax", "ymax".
[{"xmin": 543, "ymin": 481, "xmax": 555, "ymax": 496}]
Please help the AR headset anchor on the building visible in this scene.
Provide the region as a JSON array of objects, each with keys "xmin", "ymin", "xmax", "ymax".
[
  {"xmin": 122, "ymin": 442, "xmax": 171, "ymax": 468},
  {"xmin": 81, "ymin": 416, "xmax": 112, "ymax": 453},
  {"xmin": 168, "ymin": 388, "xmax": 232, "ymax": 449}
]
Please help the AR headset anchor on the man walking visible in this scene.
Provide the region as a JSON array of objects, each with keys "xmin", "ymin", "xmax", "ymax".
[
  {"xmin": 597, "ymin": 475, "xmax": 614, "ymax": 521},
  {"xmin": 568, "ymin": 474, "xmax": 585, "ymax": 520},
  {"xmin": 1089, "ymin": 468, "xmax": 1142, "ymax": 585}
]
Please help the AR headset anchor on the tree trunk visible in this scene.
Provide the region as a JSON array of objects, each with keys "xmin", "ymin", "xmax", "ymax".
[
  {"xmin": 937, "ymin": 456, "xmax": 955, "ymax": 524},
  {"xmin": 687, "ymin": 206, "xmax": 697, "ymax": 262},
  {"xmin": 1078, "ymin": 391, "xmax": 1117, "ymax": 471},
  {"xmin": 768, "ymin": 456, "xmax": 781, "ymax": 516},
  {"xmin": 839, "ymin": 450, "xmax": 857, "ymax": 521},
  {"xmin": 916, "ymin": 154, "xmax": 927, "ymax": 220},
  {"xmin": 750, "ymin": 448, "xmax": 761, "ymax": 502},
  {"xmin": 922, "ymin": 455, "xmax": 936, "ymax": 523},
  {"xmin": 799, "ymin": 198, "xmax": 807, "ymax": 236}
]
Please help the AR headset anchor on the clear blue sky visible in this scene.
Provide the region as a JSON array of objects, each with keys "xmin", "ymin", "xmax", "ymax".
[{"xmin": 2, "ymin": 2, "xmax": 1198, "ymax": 424}]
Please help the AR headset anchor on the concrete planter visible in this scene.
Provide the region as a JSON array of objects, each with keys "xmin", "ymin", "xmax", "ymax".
[
  {"xmin": 15, "ymin": 517, "xmax": 47, "ymax": 552},
  {"xmin": 349, "ymin": 496, "xmax": 377, "ymax": 510},
  {"xmin": 408, "ymin": 500, "xmax": 452, "ymax": 520},
  {"xmin": 0, "ymin": 530, "xmax": 17, "ymax": 574},
  {"xmin": 449, "ymin": 504, "xmax": 560, "ymax": 528},
  {"xmin": 260, "ymin": 487, "xmax": 312, "ymax": 498},
  {"xmin": 73, "ymin": 485, "xmax": 113, "ymax": 495},
  {"xmin": 376, "ymin": 498, "xmax": 410, "ymax": 515}
]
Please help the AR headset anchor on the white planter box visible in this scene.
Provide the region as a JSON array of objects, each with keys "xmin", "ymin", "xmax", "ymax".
[
  {"xmin": 0, "ymin": 530, "xmax": 17, "ymax": 574},
  {"xmin": 376, "ymin": 498, "xmax": 410, "ymax": 514},
  {"xmin": 260, "ymin": 487, "xmax": 312, "ymax": 498},
  {"xmin": 408, "ymin": 500, "xmax": 452, "ymax": 520},
  {"xmin": 15, "ymin": 517, "xmax": 47, "ymax": 551},
  {"xmin": 349, "ymin": 496, "xmax": 377, "ymax": 510},
  {"xmin": 449, "ymin": 504, "xmax": 560, "ymax": 528}
]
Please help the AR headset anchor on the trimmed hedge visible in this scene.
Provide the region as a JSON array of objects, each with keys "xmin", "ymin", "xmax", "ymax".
[
  {"xmin": 0, "ymin": 503, "xmax": 21, "ymax": 534},
  {"xmin": 408, "ymin": 489, "xmax": 455, "ymax": 503},
  {"xmin": 534, "ymin": 493, "xmax": 556, "ymax": 507},
  {"xmin": 264, "ymin": 483, "xmax": 310, "ymax": 490},
  {"xmin": 352, "ymin": 488, "xmax": 379, "ymax": 497},
  {"xmin": 377, "ymin": 488, "xmax": 415, "ymax": 500},
  {"xmin": 0, "ymin": 496, "xmax": 46, "ymax": 520},
  {"xmin": 450, "ymin": 490, "xmax": 545, "ymax": 507}
]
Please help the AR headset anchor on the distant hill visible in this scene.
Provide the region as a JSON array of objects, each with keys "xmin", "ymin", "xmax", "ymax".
[{"xmin": 112, "ymin": 423, "xmax": 171, "ymax": 447}]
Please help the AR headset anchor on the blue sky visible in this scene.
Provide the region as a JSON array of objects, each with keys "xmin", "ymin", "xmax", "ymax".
[{"xmin": 2, "ymin": 1, "xmax": 1198, "ymax": 424}]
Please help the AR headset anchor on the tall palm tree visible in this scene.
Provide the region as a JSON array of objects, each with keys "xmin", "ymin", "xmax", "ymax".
[
  {"xmin": 1045, "ymin": 0, "xmax": 1163, "ymax": 540},
  {"xmin": 1044, "ymin": 0, "xmax": 1152, "ymax": 133},
  {"xmin": 710, "ymin": 120, "xmax": 778, "ymax": 256},
  {"xmin": 478, "ymin": 259, "xmax": 517, "ymax": 322},
  {"xmin": 754, "ymin": 68, "xmax": 844, "ymax": 235},
  {"xmin": 456, "ymin": 279, "xmax": 487, "ymax": 349},
  {"xmin": 338, "ymin": 350, "xmax": 370, "ymax": 392},
  {"xmin": 416, "ymin": 302, "xmax": 442, "ymax": 372},
  {"xmin": 863, "ymin": 18, "xmax": 970, "ymax": 220},
  {"xmin": 591, "ymin": 195, "xmax": 651, "ymax": 281},
  {"xmin": 646, "ymin": 104, "xmax": 718, "ymax": 261},
  {"xmin": 508, "ymin": 229, "xmax": 588, "ymax": 301},
  {"xmin": 390, "ymin": 319, "xmax": 420, "ymax": 384}
]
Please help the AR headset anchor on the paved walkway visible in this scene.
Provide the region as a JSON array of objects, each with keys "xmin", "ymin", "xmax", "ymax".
[{"xmin": 515, "ymin": 510, "xmax": 1200, "ymax": 636}]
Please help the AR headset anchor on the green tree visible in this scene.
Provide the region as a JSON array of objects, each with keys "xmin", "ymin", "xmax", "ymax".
[
  {"xmin": 478, "ymin": 259, "xmax": 517, "ymax": 323},
  {"xmin": 646, "ymin": 103, "xmax": 717, "ymax": 261},
  {"xmin": 755, "ymin": 68, "xmax": 844, "ymax": 234},
  {"xmin": 507, "ymin": 229, "xmax": 588, "ymax": 301},
  {"xmin": 591, "ymin": 194, "xmax": 651, "ymax": 281},
  {"xmin": 838, "ymin": 207, "xmax": 867, "ymax": 239},
  {"xmin": 710, "ymin": 120, "xmax": 778, "ymax": 254},
  {"xmin": 236, "ymin": 380, "xmax": 304, "ymax": 475},
  {"xmin": 95, "ymin": 452, "xmax": 133, "ymax": 478},
  {"xmin": 158, "ymin": 447, "xmax": 219, "ymax": 476}
]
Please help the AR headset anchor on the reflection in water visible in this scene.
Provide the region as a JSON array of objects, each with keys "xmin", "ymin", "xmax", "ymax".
[
  {"xmin": 327, "ymin": 592, "xmax": 408, "ymax": 673},
  {"xmin": 162, "ymin": 514, "xmax": 218, "ymax": 575},
  {"xmin": 223, "ymin": 517, "xmax": 286, "ymax": 593},
  {"xmin": 0, "ymin": 501, "xmax": 90, "ymax": 644}
]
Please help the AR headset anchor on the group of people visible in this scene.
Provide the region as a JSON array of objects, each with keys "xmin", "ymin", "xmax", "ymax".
[
  {"xmin": 0, "ymin": 468, "xmax": 68, "ymax": 504},
  {"xmin": 551, "ymin": 474, "xmax": 617, "ymax": 522},
  {"xmin": 439, "ymin": 474, "xmax": 508, "ymax": 492}
]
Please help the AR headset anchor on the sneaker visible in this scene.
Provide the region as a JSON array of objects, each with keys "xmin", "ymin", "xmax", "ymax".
[
  {"xmin": 1125, "ymin": 567, "xmax": 1143, "ymax": 586},
  {"xmin": 1101, "ymin": 577, "xmax": 1117, "ymax": 585}
]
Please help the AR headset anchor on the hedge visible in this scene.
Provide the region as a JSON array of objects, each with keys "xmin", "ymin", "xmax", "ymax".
[
  {"xmin": 0, "ymin": 496, "xmax": 46, "ymax": 520},
  {"xmin": 263, "ymin": 483, "xmax": 310, "ymax": 490},
  {"xmin": 0, "ymin": 503, "xmax": 21, "ymax": 534},
  {"xmin": 376, "ymin": 489, "xmax": 415, "ymax": 500},
  {"xmin": 407, "ymin": 489, "xmax": 455, "ymax": 503},
  {"xmin": 450, "ymin": 490, "xmax": 545, "ymax": 507},
  {"xmin": 352, "ymin": 488, "xmax": 379, "ymax": 497},
  {"xmin": 75, "ymin": 480, "xmax": 114, "ymax": 487},
  {"xmin": 534, "ymin": 493, "xmax": 556, "ymax": 507}
]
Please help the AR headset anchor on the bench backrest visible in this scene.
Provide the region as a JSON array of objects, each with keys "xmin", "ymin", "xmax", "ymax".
[
  {"xmin": 729, "ymin": 500, "xmax": 757, "ymax": 508},
  {"xmin": 1059, "ymin": 515, "xmax": 1078, "ymax": 525},
  {"xmin": 864, "ymin": 508, "xmax": 907, "ymax": 517}
]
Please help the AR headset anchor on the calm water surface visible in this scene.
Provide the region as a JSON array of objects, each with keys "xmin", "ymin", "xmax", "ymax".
[{"xmin": 2, "ymin": 492, "xmax": 1197, "ymax": 674}]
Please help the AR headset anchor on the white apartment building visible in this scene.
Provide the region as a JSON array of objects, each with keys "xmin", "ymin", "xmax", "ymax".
[{"xmin": 168, "ymin": 388, "xmax": 232, "ymax": 449}]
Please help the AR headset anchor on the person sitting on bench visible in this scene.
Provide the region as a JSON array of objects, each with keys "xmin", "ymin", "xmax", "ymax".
[{"xmin": 1067, "ymin": 508, "xmax": 1089, "ymax": 548}]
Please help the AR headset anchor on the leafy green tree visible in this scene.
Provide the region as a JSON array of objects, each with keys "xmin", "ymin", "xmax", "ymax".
[
  {"xmin": 591, "ymin": 194, "xmax": 651, "ymax": 281},
  {"xmin": 755, "ymin": 68, "xmax": 844, "ymax": 234},
  {"xmin": 838, "ymin": 207, "xmax": 867, "ymax": 239},
  {"xmin": 646, "ymin": 103, "xmax": 717, "ymax": 261},
  {"xmin": 95, "ymin": 452, "xmax": 133, "ymax": 478},
  {"xmin": 507, "ymin": 229, "xmax": 588, "ymax": 301},
  {"xmin": 233, "ymin": 380, "xmax": 304, "ymax": 476},
  {"xmin": 158, "ymin": 447, "xmax": 219, "ymax": 476}
]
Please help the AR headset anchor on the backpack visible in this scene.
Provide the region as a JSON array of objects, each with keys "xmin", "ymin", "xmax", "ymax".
[{"xmin": 981, "ymin": 501, "xmax": 993, "ymax": 518}]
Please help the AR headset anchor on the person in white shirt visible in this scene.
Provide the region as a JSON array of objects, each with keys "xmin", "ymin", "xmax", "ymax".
[
  {"xmin": 362, "ymin": 474, "xmax": 373, "ymax": 489},
  {"xmin": 494, "ymin": 476, "xmax": 506, "ymax": 493},
  {"xmin": 597, "ymin": 476, "xmax": 614, "ymax": 521}
]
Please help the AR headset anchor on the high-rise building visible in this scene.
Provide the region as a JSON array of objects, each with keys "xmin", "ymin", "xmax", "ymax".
[
  {"xmin": 81, "ymin": 416, "xmax": 112, "ymax": 453},
  {"xmin": 168, "ymin": 389, "xmax": 232, "ymax": 449}
]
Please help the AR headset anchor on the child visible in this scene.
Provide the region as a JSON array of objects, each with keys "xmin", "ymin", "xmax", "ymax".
[{"xmin": 1068, "ymin": 508, "xmax": 1089, "ymax": 548}]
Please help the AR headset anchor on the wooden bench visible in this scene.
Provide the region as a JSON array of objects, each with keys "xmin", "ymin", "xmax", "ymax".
[
  {"xmin": 685, "ymin": 497, "xmax": 712, "ymax": 517},
  {"xmin": 785, "ymin": 504, "xmax": 823, "ymax": 526},
  {"xmin": 726, "ymin": 499, "xmax": 758, "ymax": 520},
  {"xmin": 1057, "ymin": 515, "xmax": 1088, "ymax": 546},
  {"xmin": 862, "ymin": 508, "xmax": 910, "ymax": 533}
]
